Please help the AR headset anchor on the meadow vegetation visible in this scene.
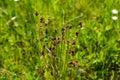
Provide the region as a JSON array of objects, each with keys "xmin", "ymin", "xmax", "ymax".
[{"xmin": 0, "ymin": 0, "xmax": 120, "ymax": 80}]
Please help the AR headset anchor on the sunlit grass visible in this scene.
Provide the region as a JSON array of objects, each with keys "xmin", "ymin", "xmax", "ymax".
[{"xmin": 0, "ymin": 0, "xmax": 120, "ymax": 80}]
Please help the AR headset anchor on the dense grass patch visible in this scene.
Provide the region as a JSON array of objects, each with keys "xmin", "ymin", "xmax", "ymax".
[{"xmin": 0, "ymin": 0, "xmax": 120, "ymax": 79}]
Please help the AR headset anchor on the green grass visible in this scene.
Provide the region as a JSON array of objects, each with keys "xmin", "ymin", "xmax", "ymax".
[{"xmin": 0, "ymin": 0, "xmax": 120, "ymax": 80}]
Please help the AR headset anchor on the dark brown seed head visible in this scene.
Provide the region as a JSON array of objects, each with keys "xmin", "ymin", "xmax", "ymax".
[
  {"xmin": 52, "ymin": 37, "xmax": 56, "ymax": 41},
  {"xmin": 37, "ymin": 68, "xmax": 44, "ymax": 74},
  {"xmin": 76, "ymin": 31, "xmax": 79, "ymax": 37},
  {"xmin": 67, "ymin": 24, "xmax": 72, "ymax": 29},
  {"xmin": 56, "ymin": 37, "xmax": 60, "ymax": 44},
  {"xmin": 64, "ymin": 40, "xmax": 70, "ymax": 45},
  {"xmin": 40, "ymin": 50, "xmax": 44, "ymax": 55},
  {"xmin": 78, "ymin": 21, "xmax": 82, "ymax": 28},
  {"xmin": 48, "ymin": 18, "xmax": 51, "ymax": 23},
  {"xmin": 49, "ymin": 44, "xmax": 55, "ymax": 50},
  {"xmin": 51, "ymin": 52, "xmax": 57, "ymax": 58},
  {"xmin": 43, "ymin": 45, "xmax": 46, "ymax": 48},
  {"xmin": 54, "ymin": 29, "xmax": 57, "ymax": 34},
  {"xmin": 72, "ymin": 40, "xmax": 76, "ymax": 45},
  {"xmin": 39, "ymin": 28, "xmax": 44, "ymax": 36},
  {"xmin": 45, "ymin": 22, "xmax": 48, "ymax": 26},
  {"xmin": 35, "ymin": 11, "xmax": 39, "ymax": 16},
  {"xmin": 69, "ymin": 49, "xmax": 75, "ymax": 56},
  {"xmin": 69, "ymin": 60, "xmax": 78, "ymax": 67},
  {"xmin": 52, "ymin": 37, "xmax": 60, "ymax": 44},
  {"xmin": 62, "ymin": 35, "xmax": 64, "ymax": 40},
  {"xmin": 51, "ymin": 72, "xmax": 53, "ymax": 76},
  {"xmin": 22, "ymin": 52, "xmax": 25, "ymax": 56},
  {"xmin": 35, "ymin": 39, "xmax": 39, "ymax": 43},
  {"xmin": 49, "ymin": 36, "xmax": 54, "ymax": 40},
  {"xmin": 62, "ymin": 27, "xmax": 66, "ymax": 32},
  {"xmin": 69, "ymin": 25, "xmax": 72, "ymax": 29},
  {"xmin": 56, "ymin": 37, "xmax": 60, "ymax": 40},
  {"xmin": 40, "ymin": 16, "xmax": 45, "ymax": 23},
  {"xmin": 62, "ymin": 31, "xmax": 65, "ymax": 36},
  {"xmin": 49, "ymin": 47, "xmax": 52, "ymax": 51}
]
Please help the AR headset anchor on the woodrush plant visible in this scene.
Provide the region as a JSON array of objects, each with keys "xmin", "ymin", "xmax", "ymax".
[{"xmin": 0, "ymin": 0, "xmax": 120, "ymax": 80}]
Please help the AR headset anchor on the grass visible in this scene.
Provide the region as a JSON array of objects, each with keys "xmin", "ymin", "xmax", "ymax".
[{"xmin": 0, "ymin": 0, "xmax": 120, "ymax": 80}]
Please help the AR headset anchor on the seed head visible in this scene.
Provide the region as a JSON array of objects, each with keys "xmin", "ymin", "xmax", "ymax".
[
  {"xmin": 78, "ymin": 21, "xmax": 82, "ymax": 28},
  {"xmin": 40, "ymin": 50, "xmax": 44, "ymax": 56},
  {"xmin": 69, "ymin": 60, "xmax": 78, "ymax": 67},
  {"xmin": 40, "ymin": 16, "xmax": 45, "ymax": 23},
  {"xmin": 64, "ymin": 40, "xmax": 70, "ymax": 45},
  {"xmin": 35, "ymin": 11, "xmax": 39, "ymax": 16},
  {"xmin": 76, "ymin": 31, "xmax": 79, "ymax": 37},
  {"xmin": 62, "ymin": 27, "xmax": 66, "ymax": 32},
  {"xmin": 72, "ymin": 40, "xmax": 76, "ymax": 45},
  {"xmin": 36, "ymin": 68, "xmax": 44, "ymax": 74},
  {"xmin": 49, "ymin": 44, "xmax": 55, "ymax": 50},
  {"xmin": 69, "ymin": 49, "xmax": 75, "ymax": 56},
  {"xmin": 66, "ymin": 24, "xmax": 72, "ymax": 29},
  {"xmin": 54, "ymin": 29, "xmax": 58, "ymax": 34}
]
